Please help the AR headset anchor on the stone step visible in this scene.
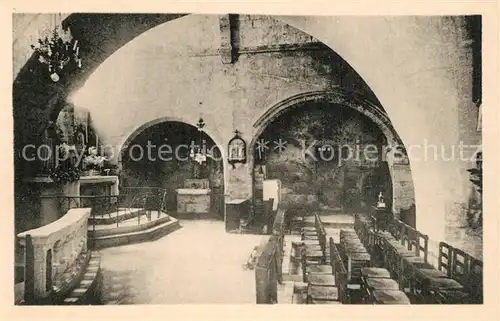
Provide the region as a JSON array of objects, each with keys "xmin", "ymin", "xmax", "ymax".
[
  {"xmin": 88, "ymin": 214, "xmax": 171, "ymax": 237},
  {"xmin": 89, "ymin": 216, "xmax": 181, "ymax": 249},
  {"xmin": 63, "ymin": 251, "xmax": 102, "ymax": 305},
  {"xmin": 88, "ymin": 208, "xmax": 145, "ymax": 225}
]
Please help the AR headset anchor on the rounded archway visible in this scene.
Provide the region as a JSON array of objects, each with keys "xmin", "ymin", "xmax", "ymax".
[
  {"xmin": 13, "ymin": 13, "xmax": 476, "ymax": 243},
  {"xmin": 250, "ymin": 90, "xmax": 415, "ymax": 223},
  {"xmin": 119, "ymin": 120, "xmax": 225, "ymax": 217}
]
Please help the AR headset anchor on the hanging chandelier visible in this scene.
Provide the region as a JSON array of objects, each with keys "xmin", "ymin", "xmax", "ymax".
[
  {"xmin": 190, "ymin": 118, "xmax": 207, "ymax": 165},
  {"xmin": 31, "ymin": 25, "xmax": 82, "ymax": 82}
]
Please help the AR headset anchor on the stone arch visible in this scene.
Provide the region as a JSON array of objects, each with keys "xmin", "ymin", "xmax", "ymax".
[
  {"xmin": 118, "ymin": 116, "xmax": 225, "ymax": 164},
  {"xmin": 117, "ymin": 118, "xmax": 228, "ymax": 211},
  {"xmin": 14, "ymin": 14, "xmax": 457, "ymax": 233},
  {"xmin": 249, "ymin": 90, "xmax": 415, "ymax": 218}
]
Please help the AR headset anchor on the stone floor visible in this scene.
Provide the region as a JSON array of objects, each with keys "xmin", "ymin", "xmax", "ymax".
[{"xmin": 99, "ymin": 217, "xmax": 264, "ymax": 304}]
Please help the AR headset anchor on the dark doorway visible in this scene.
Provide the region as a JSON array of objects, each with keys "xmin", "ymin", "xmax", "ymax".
[{"xmin": 121, "ymin": 121, "xmax": 224, "ymax": 216}]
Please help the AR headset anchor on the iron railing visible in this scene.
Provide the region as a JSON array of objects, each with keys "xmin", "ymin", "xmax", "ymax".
[{"xmin": 40, "ymin": 187, "xmax": 168, "ymax": 231}]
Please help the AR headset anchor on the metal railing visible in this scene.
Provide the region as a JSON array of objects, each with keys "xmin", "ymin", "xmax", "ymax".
[{"xmin": 40, "ymin": 187, "xmax": 168, "ymax": 231}]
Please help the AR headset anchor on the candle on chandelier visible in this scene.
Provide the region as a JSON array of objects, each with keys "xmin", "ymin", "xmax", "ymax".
[{"xmin": 73, "ymin": 40, "xmax": 78, "ymax": 50}]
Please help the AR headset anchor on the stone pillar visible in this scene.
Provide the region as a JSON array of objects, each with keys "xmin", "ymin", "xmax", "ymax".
[
  {"xmin": 219, "ymin": 14, "xmax": 236, "ymax": 64},
  {"xmin": 110, "ymin": 176, "xmax": 120, "ymax": 195},
  {"xmin": 39, "ymin": 182, "xmax": 63, "ymax": 226},
  {"xmin": 21, "ymin": 238, "xmax": 49, "ymax": 299}
]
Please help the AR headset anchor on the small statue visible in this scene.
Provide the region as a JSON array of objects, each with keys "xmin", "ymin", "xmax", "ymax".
[{"xmin": 377, "ymin": 192, "xmax": 386, "ymax": 209}]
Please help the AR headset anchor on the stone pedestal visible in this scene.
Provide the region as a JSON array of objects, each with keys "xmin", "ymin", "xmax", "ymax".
[
  {"xmin": 23, "ymin": 177, "xmax": 75, "ymax": 227},
  {"xmin": 225, "ymin": 199, "xmax": 250, "ymax": 232},
  {"xmin": 79, "ymin": 175, "xmax": 119, "ymax": 196},
  {"xmin": 176, "ymin": 188, "xmax": 211, "ymax": 213},
  {"xmin": 263, "ymin": 179, "xmax": 281, "ymax": 211}
]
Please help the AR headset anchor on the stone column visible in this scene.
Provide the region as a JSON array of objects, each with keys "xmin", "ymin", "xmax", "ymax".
[
  {"xmin": 110, "ymin": 176, "xmax": 119, "ymax": 195},
  {"xmin": 20, "ymin": 237, "xmax": 49, "ymax": 299}
]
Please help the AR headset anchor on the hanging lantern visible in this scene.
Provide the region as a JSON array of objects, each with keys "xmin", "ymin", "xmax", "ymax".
[{"xmin": 190, "ymin": 117, "xmax": 208, "ymax": 165}]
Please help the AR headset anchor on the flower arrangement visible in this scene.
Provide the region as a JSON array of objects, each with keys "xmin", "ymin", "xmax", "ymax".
[
  {"xmin": 49, "ymin": 166, "xmax": 80, "ymax": 184},
  {"xmin": 83, "ymin": 147, "xmax": 107, "ymax": 171},
  {"xmin": 49, "ymin": 144, "xmax": 80, "ymax": 184}
]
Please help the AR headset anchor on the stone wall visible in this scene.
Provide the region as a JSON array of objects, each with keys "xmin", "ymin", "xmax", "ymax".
[
  {"xmin": 17, "ymin": 208, "xmax": 90, "ymax": 299},
  {"xmin": 13, "ymin": 14, "xmax": 482, "ymax": 256},
  {"xmin": 257, "ymin": 101, "xmax": 389, "ymax": 212},
  {"xmin": 120, "ymin": 121, "xmax": 224, "ymax": 212},
  {"xmin": 278, "ymin": 16, "xmax": 481, "ymax": 245},
  {"xmin": 71, "ymin": 15, "xmax": 380, "ymax": 203}
]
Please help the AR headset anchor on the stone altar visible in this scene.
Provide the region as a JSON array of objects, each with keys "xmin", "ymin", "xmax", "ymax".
[{"xmin": 176, "ymin": 179, "xmax": 211, "ymax": 213}]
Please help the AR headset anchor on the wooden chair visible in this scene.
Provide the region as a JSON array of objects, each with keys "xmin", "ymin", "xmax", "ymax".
[
  {"xmin": 307, "ymin": 283, "xmax": 339, "ymax": 303},
  {"xmin": 370, "ymin": 290, "xmax": 411, "ymax": 304},
  {"xmin": 431, "ymin": 248, "xmax": 470, "ymax": 304},
  {"xmin": 354, "ymin": 214, "xmax": 374, "ymax": 250},
  {"xmin": 361, "ymin": 267, "xmax": 391, "ymax": 279},
  {"xmin": 330, "ymin": 238, "xmax": 349, "ymax": 303},
  {"xmin": 301, "ymin": 245, "xmax": 333, "ymax": 283},
  {"xmin": 398, "ymin": 228, "xmax": 433, "ymax": 290},
  {"xmin": 466, "ymin": 257, "xmax": 483, "ymax": 304},
  {"xmin": 406, "ymin": 242, "xmax": 451, "ymax": 301},
  {"xmin": 306, "ymin": 235, "xmax": 339, "ymax": 303},
  {"xmin": 302, "ymin": 214, "xmax": 327, "ymax": 264},
  {"xmin": 410, "ymin": 246, "xmax": 467, "ymax": 304}
]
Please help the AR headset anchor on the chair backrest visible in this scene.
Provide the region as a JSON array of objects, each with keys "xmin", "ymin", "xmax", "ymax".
[
  {"xmin": 329, "ymin": 237, "xmax": 347, "ymax": 301},
  {"xmin": 437, "ymin": 242, "xmax": 453, "ymax": 277},
  {"xmin": 315, "ymin": 214, "xmax": 327, "ymax": 252},
  {"xmin": 407, "ymin": 226, "xmax": 429, "ymax": 263},
  {"xmin": 354, "ymin": 214, "xmax": 370, "ymax": 247},
  {"xmin": 386, "ymin": 218, "xmax": 404, "ymax": 241},
  {"xmin": 468, "ymin": 257, "xmax": 483, "ymax": 303},
  {"xmin": 451, "ymin": 248, "xmax": 470, "ymax": 285}
]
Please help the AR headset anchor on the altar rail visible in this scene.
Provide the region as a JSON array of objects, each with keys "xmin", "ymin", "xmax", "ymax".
[
  {"xmin": 255, "ymin": 208, "xmax": 286, "ymax": 304},
  {"xmin": 17, "ymin": 208, "xmax": 90, "ymax": 303},
  {"xmin": 41, "ymin": 187, "xmax": 167, "ymax": 226}
]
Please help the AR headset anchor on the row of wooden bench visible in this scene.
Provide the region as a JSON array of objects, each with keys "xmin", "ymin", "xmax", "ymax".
[
  {"xmin": 298, "ymin": 214, "xmax": 410, "ymax": 304},
  {"xmin": 354, "ymin": 213, "xmax": 483, "ymax": 304},
  {"xmin": 337, "ymin": 228, "xmax": 411, "ymax": 304}
]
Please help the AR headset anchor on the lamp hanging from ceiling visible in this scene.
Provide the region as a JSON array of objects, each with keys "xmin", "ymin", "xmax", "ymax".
[
  {"xmin": 191, "ymin": 117, "xmax": 207, "ymax": 165},
  {"xmin": 31, "ymin": 15, "xmax": 81, "ymax": 82}
]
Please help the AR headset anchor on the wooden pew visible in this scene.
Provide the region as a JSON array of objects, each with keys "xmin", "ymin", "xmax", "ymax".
[
  {"xmin": 330, "ymin": 237, "xmax": 349, "ymax": 303},
  {"xmin": 302, "ymin": 214, "xmax": 327, "ymax": 264},
  {"xmin": 366, "ymin": 211, "xmax": 482, "ymax": 305}
]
